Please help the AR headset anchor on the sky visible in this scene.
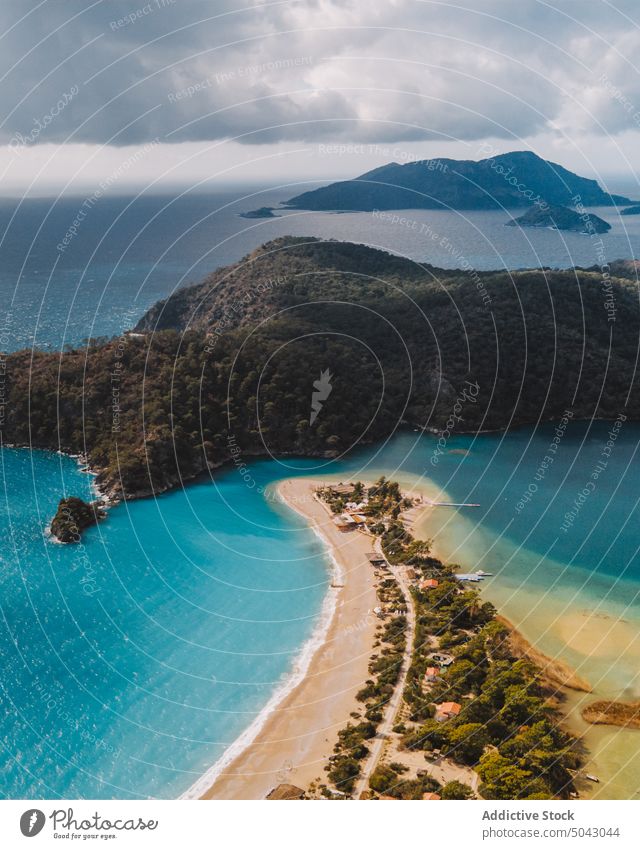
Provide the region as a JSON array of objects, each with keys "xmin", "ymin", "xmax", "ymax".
[{"xmin": 2, "ymin": 0, "xmax": 640, "ymax": 196}]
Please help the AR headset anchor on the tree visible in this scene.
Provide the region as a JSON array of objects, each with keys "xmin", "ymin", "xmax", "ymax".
[
  {"xmin": 446, "ymin": 722, "xmax": 489, "ymax": 765},
  {"xmin": 477, "ymin": 752, "xmax": 548, "ymax": 800},
  {"xmin": 441, "ymin": 780, "xmax": 473, "ymax": 800}
]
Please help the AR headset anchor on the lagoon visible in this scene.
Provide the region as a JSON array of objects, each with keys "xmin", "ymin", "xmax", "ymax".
[{"xmin": 2, "ymin": 418, "xmax": 640, "ymax": 798}]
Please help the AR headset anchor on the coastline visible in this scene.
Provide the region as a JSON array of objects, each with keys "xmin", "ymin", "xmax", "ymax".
[
  {"xmin": 192, "ymin": 473, "xmax": 593, "ymax": 800},
  {"xmin": 195, "ymin": 477, "xmax": 380, "ymax": 800}
]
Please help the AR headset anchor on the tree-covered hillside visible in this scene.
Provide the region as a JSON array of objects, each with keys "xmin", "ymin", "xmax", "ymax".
[{"xmin": 3, "ymin": 237, "xmax": 639, "ymax": 500}]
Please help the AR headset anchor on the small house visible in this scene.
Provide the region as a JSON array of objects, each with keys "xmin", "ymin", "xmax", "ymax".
[
  {"xmin": 430, "ymin": 653, "xmax": 454, "ymax": 667},
  {"xmin": 420, "ymin": 578, "xmax": 439, "ymax": 590},
  {"xmin": 424, "ymin": 667, "xmax": 439, "ymax": 681},
  {"xmin": 422, "ymin": 792, "xmax": 441, "ymax": 800},
  {"xmin": 434, "ymin": 701, "xmax": 461, "ymax": 722}
]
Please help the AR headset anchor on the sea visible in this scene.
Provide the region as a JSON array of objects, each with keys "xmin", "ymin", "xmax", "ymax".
[
  {"xmin": 1, "ymin": 185, "xmax": 640, "ymax": 799},
  {"xmin": 2, "ymin": 186, "xmax": 640, "ymax": 352}
]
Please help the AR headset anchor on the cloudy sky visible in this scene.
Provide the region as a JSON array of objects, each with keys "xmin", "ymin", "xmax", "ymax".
[{"xmin": 2, "ymin": 0, "xmax": 640, "ymax": 195}]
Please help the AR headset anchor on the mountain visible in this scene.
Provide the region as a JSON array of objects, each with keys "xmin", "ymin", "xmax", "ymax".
[
  {"xmin": 285, "ymin": 152, "xmax": 634, "ymax": 211},
  {"xmin": 4, "ymin": 237, "xmax": 640, "ymax": 501},
  {"xmin": 506, "ymin": 204, "xmax": 611, "ymax": 234}
]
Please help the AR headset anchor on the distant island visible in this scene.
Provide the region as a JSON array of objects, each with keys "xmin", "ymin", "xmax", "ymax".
[
  {"xmin": 621, "ymin": 205, "xmax": 640, "ymax": 216},
  {"xmin": 240, "ymin": 207, "xmax": 277, "ymax": 219},
  {"xmin": 285, "ymin": 151, "xmax": 635, "ymax": 212},
  {"xmin": 506, "ymin": 204, "xmax": 611, "ymax": 234}
]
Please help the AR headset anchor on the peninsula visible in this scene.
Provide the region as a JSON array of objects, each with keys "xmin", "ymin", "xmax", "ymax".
[
  {"xmin": 2, "ymin": 237, "xmax": 640, "ymax": 508},
  {"xmin": 204, "ymin": 478, "xmax": 586, "ymax": 800}
]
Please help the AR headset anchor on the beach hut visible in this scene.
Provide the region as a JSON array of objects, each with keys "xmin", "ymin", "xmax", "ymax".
[
  {"xmin": 334, "ymin": 514, "xmax": 356, "ymax": 531},
  {"xmin": 350, "ymin": 513, "xmax": 368, "ymax": 526},
  {"xmin": 367, "ymin": 552, "xmax": 386, "ymax": 566}
]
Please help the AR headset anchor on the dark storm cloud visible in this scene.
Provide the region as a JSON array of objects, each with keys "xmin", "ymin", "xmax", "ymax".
[{"xmin": 1, "ymin": 0, "xmax": 639, "ymax": 148}]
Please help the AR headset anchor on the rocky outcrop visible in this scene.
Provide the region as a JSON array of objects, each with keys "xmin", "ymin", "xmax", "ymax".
[
  {"xmin": 50, "ymin": 497, "xmax": 106, "ymax": 543},
  {"xmin": 240, "ymin": 207, "xmax": 277, "ymax": 218}
]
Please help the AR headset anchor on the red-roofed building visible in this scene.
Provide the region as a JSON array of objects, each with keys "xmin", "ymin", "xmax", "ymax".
[
  {"xmin": 420, "ymin": 578, "xmax": 439, "ymax": 590},
  {"xmin": 434, "ymin": 701, "xmax": 461, "ymax": 721},
  {"xmin": 423, "ymin": 792, "xmax": 441, "ymax": 800},
  {"xmin": 425, "ymin": 667, "xmax": 439, "ymax": 681}
]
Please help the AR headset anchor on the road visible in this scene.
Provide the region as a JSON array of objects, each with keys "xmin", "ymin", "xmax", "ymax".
[{"xmin": 352, "ymin": 540, "xmax": 416, "ymax": 798}]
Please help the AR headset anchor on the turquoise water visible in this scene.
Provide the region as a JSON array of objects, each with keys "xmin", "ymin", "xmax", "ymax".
[
  {"xmin": 341, "ymin": 422, "xmax": 640, "ymax": 697},
  {"xmin": 2, "ymin": 418, "xmax": 640, "ymax": 798},
  {"xmin": 0, "ymin": 449, "xmax": 330, "ymax": 799}
]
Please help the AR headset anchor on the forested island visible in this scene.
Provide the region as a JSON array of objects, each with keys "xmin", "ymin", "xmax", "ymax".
[
  {"xmin": 285, "ymin": 151, "xmax": 635, "ymax": 212},
  {"xmin": 506, "ymin": 204, "xmax": 611, "ymax": 234},
  {"xmin": 2, "ymin": 236, "xmax": 640, "ymax": 505}
]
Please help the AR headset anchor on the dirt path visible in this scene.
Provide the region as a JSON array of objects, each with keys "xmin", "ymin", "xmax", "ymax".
[{"xmin": 352, "ymin": 538, "xmax": 416, "ymax": 798}]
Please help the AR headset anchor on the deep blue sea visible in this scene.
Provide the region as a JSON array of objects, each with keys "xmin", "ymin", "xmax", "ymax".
[
  {"xmin": 1, "ymin": 186, "xmax": 640, "ymax": 351},
  {"xmin": 2, "ymin": 186, "xmax": 640, "ymax": 798}
]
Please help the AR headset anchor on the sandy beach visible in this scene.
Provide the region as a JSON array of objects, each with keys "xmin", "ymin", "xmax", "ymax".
[{"xmin": 200, "ymin": 478, "xmax": 381, "ymax": 800}]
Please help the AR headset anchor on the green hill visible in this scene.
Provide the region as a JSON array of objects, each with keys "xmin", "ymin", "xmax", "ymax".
[{"xmin": 3, "ymin": 237, "xmax": 639, "ymax": 500}]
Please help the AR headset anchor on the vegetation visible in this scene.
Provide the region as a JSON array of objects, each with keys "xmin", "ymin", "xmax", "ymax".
[
  {"xmin": 49, "ymin": 497, "xmax": 105, "ymax": 543},
  {"xmin": 319, "ymin": 478, "xmax": 582, "ymax": 801},
  {"xmin": 3, "ymin": 237, "xmax": 640, "ymax": 503},
  {"xmin": 506, "ymin": 203, "xmax": 611, "ymax": 234},
  {"xmin": 401, "ymin": 584, "xmax": 582, "ymax": 799},
  {"xmin": 285, "ymin": 152, "xmax": 633, "ymax": 211},
  {"xmin": 581, "ymin": 699, "xmax": 640, "ymax": 729},
  {"xmin": 369, "ymin": 763, "xmax": 440, "ymax": 800}
]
